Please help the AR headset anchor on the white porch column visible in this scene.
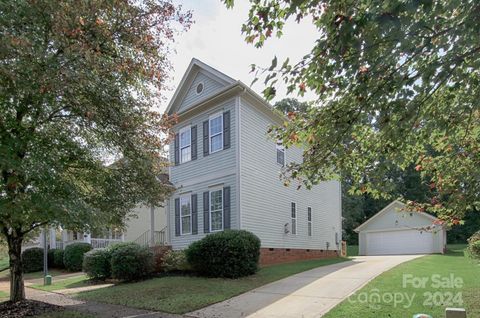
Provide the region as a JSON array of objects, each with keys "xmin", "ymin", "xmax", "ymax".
[
  {"xmin": 150, "ymin": 205, "xmax": 155, "ymax": 246},
  {"xmin": 84, "ymin": 232, "xmax": 91, "ymax": 244},
  {"xmin": 39, "ymin": 228, "xmax": 45, "ymax": 247},
  {"xmin": 49, "ymin": 227, "xmax": 56, "ymax": 249}
]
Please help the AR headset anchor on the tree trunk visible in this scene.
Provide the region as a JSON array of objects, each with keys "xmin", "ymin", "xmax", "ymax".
[{"xmin": 7, "ymin": 234, "xmax": 25, "ymax": 302}]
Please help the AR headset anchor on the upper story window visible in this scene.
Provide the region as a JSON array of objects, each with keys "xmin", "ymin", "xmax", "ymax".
[
  {"xmin": 179, "ymin": 125, "xmax": 191, "ymax": 163},
  {"xmin": 210, "ymin": 189, "xmax": 223, "ymax": 232},
  {"xmin": 196, "ymin": 82, "xmax": 204, "ymax": 95},
  {"xmin": 209, "ymin": 113, "xmax": 223, "ymax": 153},
  {"xmin": 291, "ymin": 202, "xmax": 297, "ymax": 235},
  {"xmin": 180, "ymin": 195, "xmax": 191, "ymax": 235},
  {"xmin": 307, "ymin": 207, "xmax": 312, "ymax": 236},
  {"xmin": 276, "ymin": 142, "xmax": 285, "ymax": 166}
]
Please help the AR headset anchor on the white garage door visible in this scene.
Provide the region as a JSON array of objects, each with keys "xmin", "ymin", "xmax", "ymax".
[{"xmin": 365, "ymin": 229, "xmax": 434, "ymax": 255}]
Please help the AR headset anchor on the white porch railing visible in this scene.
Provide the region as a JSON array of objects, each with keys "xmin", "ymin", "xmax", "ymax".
[{"xmin": 90, "ymin": 238, "xmax": 123, "ymax": 249}]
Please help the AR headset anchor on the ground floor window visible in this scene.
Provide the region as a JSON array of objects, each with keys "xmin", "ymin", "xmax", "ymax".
[
  {"xmin": 307, "ymin": 207, "xmax": 312, "ymax": 236},
  {"xmin": 180, "ymin": 196, "xmax": 192, "ymax": 235},
  {"xmin": 291, "ymin": 202, "xmax": 297, "ymax": 235},
  {"xmin": 210, "ymin": 189, "xmax": 223, "ymax": 231}
]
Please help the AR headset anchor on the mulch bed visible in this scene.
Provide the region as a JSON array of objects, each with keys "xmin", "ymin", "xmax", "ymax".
[{"xmin": 0, "ymin": 299, "xmax": 62, "ymax": 318}]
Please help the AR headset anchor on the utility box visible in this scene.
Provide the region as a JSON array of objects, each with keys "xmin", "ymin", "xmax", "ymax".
[
  {"xmin": 446, "ymin": 308, "xmax": 466, "ymax": 318},
  {"xmin": 44, "ymin": 275, "xmax": 52, "ymax": 286}
]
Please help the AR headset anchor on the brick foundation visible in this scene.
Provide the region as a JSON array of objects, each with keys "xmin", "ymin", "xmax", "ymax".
[{"xmin": 259, "ymin": 247, "xmax": 339, "ymax": 266}]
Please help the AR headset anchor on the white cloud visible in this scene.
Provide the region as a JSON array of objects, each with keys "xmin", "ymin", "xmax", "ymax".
[{"xmin": 160, "ymin": 0, "xmax": 318, "ymax": 113}]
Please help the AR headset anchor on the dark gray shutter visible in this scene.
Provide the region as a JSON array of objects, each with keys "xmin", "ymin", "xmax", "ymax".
[
  {"xmin": 191, "ymin": 194, "xmax": 198, "ymax": 235},
  {"xmin": 174, "ymin": 133, "xmax": 180, "ymax": 166},
  {"xmin": 203, "ymin": 191, "xmax": 210, "ymax": 233},
  {"xmin": 223, "ymin": 111, "xmax": 230, "ymax": 149},
  {"xmin": 191, "ymin": 125, "xmax": 197, "ymax": 160},
  {"xmin": 174, "ymin": 198, "xmax": 180, "ymax": 236},
  {"xmin": 203, "ymin": 120, "xmax": 209, "ymax": 156},
  {"xmin": 223, "ymin": 186, "xmax": 231, "ymax": 229}
]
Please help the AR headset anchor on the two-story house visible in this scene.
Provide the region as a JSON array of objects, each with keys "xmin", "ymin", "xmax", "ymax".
[{"xmin": 165, "ymin": 59, "xmax": 342, "ymax": 265}]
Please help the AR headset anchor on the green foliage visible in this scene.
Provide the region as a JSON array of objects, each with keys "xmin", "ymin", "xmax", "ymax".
[
  {"xmin": 0, "ymin": 0, "xmax": 190, "ymax": 301},
  {"xmin": 186, "ymin": 230, "xmax": 261, "ymax": 278},
  {"xmin": 467, "ymin": 231, "xmax": 480, "ymax": 259},
  {"xmin": 161, "ymin": 250, "xmax": 191, "ymax": 272},
  {"xmin": 21, "ymin": 248, "xmax": 44, "ymax": 273},
  {"xmin": 52, "ymin": 249, "xmax": 65, "ymax": 269},
  {"xmin": 273, "ymin": 98, "xmax": 310, "ymax": 115},
  {"xmin": 110, "ymin": 243, "xmax": 153, "ymax": 281},
  {"xmin": 83, "ymin": 248, "xmax": 111, "ymax": 280},
  {"xmin": 64, "ymin": 243, "xmax": 92, "ymax": 272},
  {"xmin": 229, "ymin": 0, "xmax": 480, "ymax": 224}
]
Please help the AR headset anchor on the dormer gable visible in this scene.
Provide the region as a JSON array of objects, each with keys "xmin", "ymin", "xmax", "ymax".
[{"xmin": 166, "ymin": 58, "xmax": 235, "ymax": 116}]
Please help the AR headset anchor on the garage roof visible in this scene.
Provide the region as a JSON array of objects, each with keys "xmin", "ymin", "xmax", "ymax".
[{"xmin": 354, "ymin": 200, "xmax": 440, "ymax": 233}]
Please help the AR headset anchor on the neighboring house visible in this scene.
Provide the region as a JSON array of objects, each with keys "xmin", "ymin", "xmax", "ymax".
[
  {"xmin": 33, "ymin": 204, "xmax": 168, "ymax": 250},
  {"xmin": 165, "ymin": 59, "xmax": 342, "ymax": 265},
  {"xmin": 355, "ymin": 200, "xmax": 447, "ymax": 256}
]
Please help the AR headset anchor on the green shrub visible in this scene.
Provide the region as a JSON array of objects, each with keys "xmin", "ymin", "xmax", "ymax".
[
  {"xmin": 22, "ymin": 247, "xmax": 44, "ymax": 273},
  {"xmin": 468, "ymin": 231, "xmax": 480, "ymax": 259},
  {"xmin": 161, "ymin": 250, "xmax": 191, "ymax": 272},
  {"xmin": 186, "ymin": 230, "xmax": 261, "ymax": 278},
  {"xmin": 48, "ymin": 249, "xmax": 55, "ymax": 267},
  {"xmin": 110, "ymin": 243, "xmax": 153, "ymax": 281},
  {"xmin": 83, "ymin": 248, "xmax": 111, "ymax": 280},
  {"xmin": 64, "ymin": 242, "xmax": 92, "ymax": 271},
  {"xmin": 52, "ymin": 249, "xmax": 65, "ymax": 268}
]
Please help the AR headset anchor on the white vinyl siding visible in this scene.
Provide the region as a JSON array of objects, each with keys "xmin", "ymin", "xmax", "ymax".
[
  {"xmin": 178, "ymin": 72, "xmax": 225, "ymax": 113},
  {"xmin": 209, "ymin": 112, "xmax": 223, "ymax": 153},
  {"xmin": 180, "ymin": 196, "xmax": 191, "ymax": 235},
  {"xmin": 291, "ymin": 202, "xmax": 297, "ymax": 235},
  {"xmin": 210, "ymin": 189, "xmax": 223, "ymax": 232},
  {"xmin": 307, "ymin": 207, "xmax": 312, "ymax": 236},
  {"xmin": 179, "ymin": 126, "xmax": 191, "ymax": 163}
]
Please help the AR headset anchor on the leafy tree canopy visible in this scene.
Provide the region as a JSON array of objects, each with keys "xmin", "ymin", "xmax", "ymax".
[
  {"xmin": 226, "ymin": 0, "xmax": 480, "ymax": 224},
  {"xmin": 0, "ymin": 0, "xmax": 191, "ymax": 301},
  {"xmin": 273, "ymin": 97, "xmax": 310, "ymax": 115}
]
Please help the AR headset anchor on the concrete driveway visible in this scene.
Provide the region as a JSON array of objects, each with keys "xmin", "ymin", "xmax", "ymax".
[{"xmin": 187, "ymin": 255, "xmax": 422, "ymax": 318}]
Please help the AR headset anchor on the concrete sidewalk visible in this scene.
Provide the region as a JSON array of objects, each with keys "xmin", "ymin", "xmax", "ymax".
[{"xmin": 188, "ymin": 255, "xmax": 422, "ymax": 318}]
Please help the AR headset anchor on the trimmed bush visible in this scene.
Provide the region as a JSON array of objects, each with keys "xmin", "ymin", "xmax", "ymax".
[
  {"xmin": 110, "ymin": 243, "xmax": 154, "ymax": 281},
  {"xmin": 186, "ymin": 230, "xmax": 261, "ymax": 278},
  {"xmin": 83, "ymin": 248, "xmax": 111, "ymax": 280},
  {"xmin": 64, "ymin": 242, "xmax": 92, "ymax": 271},
  {"xmin": 161, "ymin": 250, "xmax": 191, "ymax": 272},
  {"xmin": 52, "ymin": 249, "xmax": 65, "ymax": 268},
  {"xmin": 468, "ymin": 231, "xmax": 480, "ymax": 259},
  {"xmin": 22, "ymin": 247, "xmax": 44, "ymax": 273}
]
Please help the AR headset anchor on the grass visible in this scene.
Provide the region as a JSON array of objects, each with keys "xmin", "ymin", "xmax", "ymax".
[
  {"xmin": 0, "ymin": 290, "xmax": 8, "ymax": 300},
  {"xmin": 30, "ymin": 274, "xmax": 90, "ymax": 292},
  {"xmin": 323, "ymin": 244, "xmax": 479, "ymax": 318},
  {"xmin": 0, "ymin": 269, "xmax": 71, "ymax": 281},
  {"xmin": 0, "ymin": 244, "xmax": 8, "ymax": 272},
  {"xmin": 77, "ymin": 257, "xmax": 348, "ymax": 314}
]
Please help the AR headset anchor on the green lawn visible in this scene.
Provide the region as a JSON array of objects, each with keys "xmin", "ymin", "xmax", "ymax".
[
  {"xmin": 0, "ymin": 290, "xmax": 8, "ymax": 300},
  {"xmin": 0, "ymin": 269, "xmax": 70, "ymax": 281},
  {"xmin": 30, "ymin": 274, "xmax": 90, "ymax": 292},
  {"xmin": 324, "ymin": 245, "xmax": 479, "ymax": 318},
  {"xmin": 0, "ymin": 244, "xmax": 8, "ymax": 272},
  {"xmin": 77, "ymin": 257, "xmax": 348, "ymax": 314}
]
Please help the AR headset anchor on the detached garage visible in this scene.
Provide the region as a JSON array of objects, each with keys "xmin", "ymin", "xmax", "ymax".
[{"xmin": 355, "ymin": 200, "xmax": 446, "ymax": 256}]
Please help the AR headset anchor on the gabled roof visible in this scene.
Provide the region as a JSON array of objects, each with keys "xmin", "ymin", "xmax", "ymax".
[
  {"xmin": 165, "ymin": 58, "xmax": 235, "ymax": 115},
  {"xmin": 354, "ymin": 200, "xmax": 440, "ymax": 232}
]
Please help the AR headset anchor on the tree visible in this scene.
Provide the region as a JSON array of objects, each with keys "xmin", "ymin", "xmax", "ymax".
[
  {"xmin": 0, "ymin": 1, "xmax": 191, "ymax": 302},
  {"xmin": 273, "ymin": 98, "xmax": 310, "ymax": 115},
  {"xmin": 226, "ymin": 0, "xmax": 480, "ymax": 224}
]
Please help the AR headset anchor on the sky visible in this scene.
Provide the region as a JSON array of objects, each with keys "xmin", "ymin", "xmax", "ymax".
[{"xmin": 159, "ymin": 0, "xmax": 319, "ymax": 113}]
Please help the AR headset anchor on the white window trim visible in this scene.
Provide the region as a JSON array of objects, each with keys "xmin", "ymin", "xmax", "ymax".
[
  {"xmin": 209, "ymin": 187, "xmax": 224, "ymax": 232},
  {"xmin": 291, "ymin": 202, "xmax": 297, "ymax": 235},
  {"xmin": 195, "ymin": 81, "xmax": 204, "ymax": 95},
  {"xmin": 179, "ymin": 125, "xmax": 191, "ymax": 164},
  {"xmin": 209, "ymin": 112, "xmax": 223, "ymax": 154},
  {"xmin": 179, "ymin": 195, "xmax": 192, "ymax": 235},
  {"xmin": 307, "ymin": 207, "xmax": 312, "ymax": 237},
  {"xmin": 276, "ymin": 142, "xmax": 286, "ymax": 166}
]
